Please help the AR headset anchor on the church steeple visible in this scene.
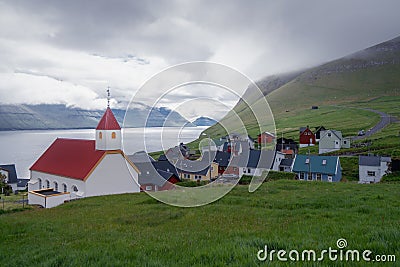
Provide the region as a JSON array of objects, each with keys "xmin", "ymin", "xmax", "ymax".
[{"xmin": 95, "ymin": 88, "xmax": 121, "ymax": 151}]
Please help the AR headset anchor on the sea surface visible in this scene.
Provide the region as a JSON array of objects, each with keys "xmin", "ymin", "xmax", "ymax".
[{"xmin": 0, "ymin": 127, "xmax": 207, "ymax": 178}]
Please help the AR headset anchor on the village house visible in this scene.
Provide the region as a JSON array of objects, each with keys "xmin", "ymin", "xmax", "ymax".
[
  {"xmin": 0, "ymin": 164, "xmax": 29, "ymax": 192},
  {"xmin": 28, "ymin": 107, "xmax": 140, "ymax": 208},
  {"xmin": 276, "ymin": 137, "xmax": 298, "ymax": 158},
  {"xmin": 359, "ymin": 155, "xmax": 391, "ymax": 183},
  {"xmin": 314, "ymin": 126, "xmax": 326, "ymax": 142},
  {"xmin": 318, "ymin": 130, "xmax": 351, "ymax": 154},
  {"xmin": 292, "ymin": 154, "xmax": 342, "ymax": 182},
  {"xmin": 299, "ymin": 126, "xmax": 316, "ymax": 147},
  {"xmin": 238, "ymin": 150, "xmax": 282, "ymax": 177},
  {"xmin": 128, "ymin": 151, "xmax": 180, "ymax": 192},
  {"xmin": 212, "ymin": 151, "xmax": 231, "ymax": 175},
  {"xmin": 257, "ymin": 131, "xmax": 276, "ymax": 147},
  {"xmin": 279, "ymin": 158, "xmax": 294, "ymax": 172}
]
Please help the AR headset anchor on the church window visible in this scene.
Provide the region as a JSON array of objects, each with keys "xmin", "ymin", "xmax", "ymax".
[
  {"xmin": 38, "ymin": 178, "xmax": 42, "ymax": 188},
  {"xmin": 45, "ymin": 180, "xmax": 50, "ymax": 188},
  {"xmin": 112, "ymin": 132, "xmax": 116, "ymax": 139},
  {"xmin": 99, "ymin": 132, "xmax": 103, "ymax": 139},
  {"xmin": 54, "ymin": 181, "xmax": 58, "ymax": 191},
  {"xmin": 72, "ymin": 185, "xmax": 78, "ymax": 192},
  {"xmin": 63, "ymin": 184, "xmax": 67, "ymax": 193}
]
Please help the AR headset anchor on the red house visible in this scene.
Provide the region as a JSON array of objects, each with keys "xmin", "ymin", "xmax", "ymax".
[
  {"xmin": 299, "ymin": 126, "xmax": 316, "ymax": 147},
  {"xmin": 258, "ymin": 131, "xmax": 275, "ymax": 145}
]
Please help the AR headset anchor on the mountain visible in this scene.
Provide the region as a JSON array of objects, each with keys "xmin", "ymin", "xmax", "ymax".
[
  {"xmin": 191, "ymin": 117, "xmax": 217, "ymax": 126},
  {"xmin": 0, "ymin": 104, "xmax": 192, "ymax": 130},
  {"xmin": 205, "ymin": 35, "xmax": 400, "ymax": 136}
]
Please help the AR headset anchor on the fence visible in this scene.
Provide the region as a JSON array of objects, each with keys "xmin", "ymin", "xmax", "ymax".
[{"xmin": 0, "ymin": 194, "xmax": 29, "ymax": 211}]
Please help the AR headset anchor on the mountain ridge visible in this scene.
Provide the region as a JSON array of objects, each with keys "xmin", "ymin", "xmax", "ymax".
[{"xmin": 0, "ymin": 104, "xmax": 193, "ymax": 131}]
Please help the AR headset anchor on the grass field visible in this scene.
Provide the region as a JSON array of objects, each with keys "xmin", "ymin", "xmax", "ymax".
[{"xmin": 0, "ymin": 180, "xmax": 399, "ymax": 266}]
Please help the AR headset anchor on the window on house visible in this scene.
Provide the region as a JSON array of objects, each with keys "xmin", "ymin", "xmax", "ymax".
[
  {"xmin": 99, "ymin": 132, "xmax": 103, "ymax": 139},
  {"xmin": 327, "ymin": 176, "xmax": 333, "ymax": 182},
  {"xmin": 45, "ymin": 180, "xmax": 50, "ymax": 188},
  {"xmin": 248, "ymin": 168, "xmax": 251, "ymax": 173},
  {"xmin": 343, "ymin": 141, "xmax": 347, "ymax": 144},
  {"xmin": 322, "ymin": 159, "xmax": 327, "ymax": 165},
  {"xmin": 63, "ymin": 184, "xmax": 67, "ymax": 193},
  {"xmin": 307, "ymin": 173, "xmax": 313, "ymax": 181},
  {"xmin": 367, "ymin": 171, "xmax": 376, "ymax": 176},
  {"xmin": 328, "ymin": 133, "xmax": 331, "ymax": 137},
  {"xmin": 316, "ymin": 173, "xmax": 322, "ymax": 181},
  {"xmin": 72, "ymin": 185, "xmax": 78, "ymax": 192},
  {"xmin": 243, "ymin": 168, "xmax": 246, "ymax": 173},
  {"xmin": 38, "ymin": 178, "xmax": 42, "ymax": 188},
  {"xmin": 112, "ymin": 132, "xmax": 116, "ymax": 139},
  {"xmin": 54, "ymin": 182, "xmax": 58, "ymax": 191},
  {"xmin": 300, "ymin": 173, "xmax": 305, "ymax": 180},
  {"xmin": 145, "ymin": 185, "xmax": 152, "ymax": 191},
  {"xmin": 305, "ymin": 158, "xmax": 310, "ymax": 164}
]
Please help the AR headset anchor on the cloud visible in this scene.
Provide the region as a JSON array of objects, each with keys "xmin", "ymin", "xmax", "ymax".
[{"xmin": 0, "ymin": 0, "xmax": 400, "ymax": 116}]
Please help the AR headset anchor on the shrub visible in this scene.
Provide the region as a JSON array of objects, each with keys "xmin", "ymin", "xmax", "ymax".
[{"xmin": 381, "ymin": 172, "xmax": 400, "ymax": 182}]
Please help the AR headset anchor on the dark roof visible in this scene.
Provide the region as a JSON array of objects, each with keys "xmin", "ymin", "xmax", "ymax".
[
  {"xmin": 315, "ymin": 126, "xmax": 326, "ymax": 133},
  {"xmin": 158, "ymin": 154, "xmax": 168, "ymax": 161},
  {"xmin": 358, "ymin": 155, "xmax": 391, "ymax": 166},
  {"xmin": 157, "ymin": 169, "xmax": 175, "ymax": 181},
  {"xmin": 17, "ymin": 179, "xmax": 29, "ymax": 188},
  {"xmin": 292, "ymin": 154, "xmax": 339, "ymax": 175},
  {"xmin": 212, "ymin": 151, "xmax": 231, "ymax": 167},
  {"xmin": 128, "ymin": 151, "xmax": 155, "ymax": 163},
  {"xmin": 276, "ymin": 143, "xmax": 298, "ymax": 151},
  {"xmin": 175, "ymin": 158, "xmax": 210, "ymax": 175},
  {"xmin": 277, "ymin": 137, "xmax": 297, "ymax": 144},
  {"xmin": 0, "ymin": 164, "xmax": 18, "ymax": 184},
  {"xmin": 280, "ymin": 158, "xmax": 293, "ymax": 167},
  {"xmin": 237, "ymin": 150, "xmax": 275, "ymax": 169},
  {"xmin": 222, "ymin": 142, "xmax": 231, "ymax": 152},
  {"xmin": 299, "ymin": 127, "xmax": 307, "ymax": 133},
  {"xmin": 135, "ymin": 162, "xmax": 179, "ymax": 187},
  {"xmin": 152, "ymin": 161, "xmax": 179, "ymax": 177}
]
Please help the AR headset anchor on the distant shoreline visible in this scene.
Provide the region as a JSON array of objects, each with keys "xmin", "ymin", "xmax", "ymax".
[{"xmin": 0, "ymin": 125, "xmax": 210, "ymax": 132}]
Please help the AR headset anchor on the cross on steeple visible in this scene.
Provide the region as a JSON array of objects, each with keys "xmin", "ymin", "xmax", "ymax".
[{"xmin": 107, "ymin": 87, "xmax": 110, "ymax": 108}]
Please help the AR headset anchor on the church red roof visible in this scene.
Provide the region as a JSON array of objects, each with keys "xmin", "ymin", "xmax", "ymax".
[
  {"xmin": 30, "ymin": 138, "xmax": 107, "ymax": 180},
  {"xmin": 96, "ymin": 107, "xmax": 121, "ymax": 130}
]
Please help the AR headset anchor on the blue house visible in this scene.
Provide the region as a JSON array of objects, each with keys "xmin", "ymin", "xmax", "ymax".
[{"xmin": 292, "ymin": 155, "xmax": 342, "ymax": 182}]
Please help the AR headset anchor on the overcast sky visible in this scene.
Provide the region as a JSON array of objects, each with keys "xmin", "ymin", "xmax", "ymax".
[{"xmin": 0, "ymin": 0, "xmax": 399, "ymax": 120}]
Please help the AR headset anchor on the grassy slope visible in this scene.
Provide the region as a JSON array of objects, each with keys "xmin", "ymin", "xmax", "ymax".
[{"xmin": 0, "ymin": 180, "xmax": 399, "ymax": 266}]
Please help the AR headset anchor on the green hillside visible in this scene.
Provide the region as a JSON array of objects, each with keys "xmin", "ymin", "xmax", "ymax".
[
  {"xmin": 203, "ymin": 36, "xmax": 400, "ymax": 140},
  {"xmin": 0, "ymin": 180, "xmax": 399, "ymax": 266}
]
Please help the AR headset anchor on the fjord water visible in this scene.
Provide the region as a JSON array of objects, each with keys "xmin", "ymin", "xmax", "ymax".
[{"xmin": 0, "ymin": 127, "xmax": 207, "ymax": 178}]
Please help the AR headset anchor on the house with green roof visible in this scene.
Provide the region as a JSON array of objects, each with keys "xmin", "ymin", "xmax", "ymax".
[{"xmin": 292, "ymin": 154, "xmax": 342, "ymax": 182}]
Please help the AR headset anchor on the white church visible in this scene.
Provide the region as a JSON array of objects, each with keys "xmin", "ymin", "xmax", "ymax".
[{"xmin": 28, "ymin": 105, "xmax": 140, "ymax": 208}]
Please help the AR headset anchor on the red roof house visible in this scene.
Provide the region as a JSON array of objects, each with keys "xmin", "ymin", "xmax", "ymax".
[{"xmin": 299, "ymin": 126, "xmax": 316, "ymax": 147}]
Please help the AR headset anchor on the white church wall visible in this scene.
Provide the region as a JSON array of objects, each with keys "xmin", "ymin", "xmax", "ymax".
[
  {"xmin": 30, "ymin": 170, "xmax": 86, "ymax": 200},
  {"xmin": 85, "ymin": 153, "xmax": 140, "ymax": 197}
]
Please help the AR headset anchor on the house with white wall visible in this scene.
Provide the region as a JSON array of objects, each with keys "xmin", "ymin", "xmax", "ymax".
[
  {"xmin": 318, "ymin": 130, "xmax": 350, "ymax": 154},
  {"xmin": 359, "ymin": 155, "xmax": 391, "ymax": 183},
  {"xmin": 28, "ymin": 107, "xmax": 140, "ymax": 208}
]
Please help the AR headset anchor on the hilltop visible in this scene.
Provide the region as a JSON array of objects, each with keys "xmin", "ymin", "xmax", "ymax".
[{"xmin": 204, "ymin": 35, "xmax": 400, "ymax": 139}]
